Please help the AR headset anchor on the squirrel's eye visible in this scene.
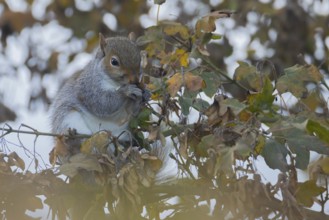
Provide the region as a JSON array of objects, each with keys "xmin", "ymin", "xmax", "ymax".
[{"xmin": 111, "ymin": 57, "xmax": 120, "ymax": 67}]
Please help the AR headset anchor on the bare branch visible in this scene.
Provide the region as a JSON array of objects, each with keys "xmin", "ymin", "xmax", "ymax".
[{"xmin": 0, "ymin": 123, "xmax": 91, "ymax": 139}]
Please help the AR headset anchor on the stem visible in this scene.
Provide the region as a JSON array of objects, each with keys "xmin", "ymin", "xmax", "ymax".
[
  {"xmin": 156, "ymin": 5, "xmax": 160, "ymax": 25},
  {"xmin": 201, "ymin": 55, "xmax": 249, "ymax": 91}
]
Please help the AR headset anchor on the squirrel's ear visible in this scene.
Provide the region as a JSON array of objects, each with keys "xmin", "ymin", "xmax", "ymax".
[
  {"xmin": 128, "ymin": 32, "xmax": 136, "ymax": 42},
  {"xmin": 99, "ymin": 33, "xmax": 106, "ymax": 56}
]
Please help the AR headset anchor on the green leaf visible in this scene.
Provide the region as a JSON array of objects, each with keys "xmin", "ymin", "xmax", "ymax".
[
  {"xmin": 200, "ymin": 71, "xmax": 221, "ymax": 97},
  {"xmin": 136, "ymin": 26, "xmax": 163, "ymax": 46},
  {"xmin": 295, "ymin": 180, "xmax": 325, "ymax": 207},
  {"xmin": 233, "ymin": 61, "xmax": 260, "ymax": 91},
  {"xmin": 129, "ymin": 107, "xmax": 152, "ymax": 129},
  {"xmin": 276, "ymin": 65, "xmax": 322, "ymax": 98},
  {"xmin": 222, "ymin": 98, "xmax": 247, "ymax": 115},
  {"xmin": 192, "ymin": 98, "xmax": 210, "ymax": 112},
  {"xmin": 283, "ymin": 128, "xmax": 329, "ymax": 169},
  {"xmin": 211, "ymin": 34, "xmax": 222, "ymax": 40},
  {"xmin": 270, "ymin": 120, "xmax": 329, "ymax": 169},
  {"xmin": 291, "ymin": 146, "xmax": 310, "ymax": 170},
  {"xmin": 179, "ymin": 90, "xmax": 200, "ymax": 115},
  {"xmin": 300, "ymin": 91, "xmax": 321, "ymax": 111},
  {"xmin": 280, "ymin": 127, "xmax": 329, "ymax": 155},
  {"xmin": 196, "ymin": 134, "xmax": 217, "ymax": 157},
  {"xmin": 179, "ymin": 96, "xmax": 193, "ymax": 116},
  {"xmin": 261, "ymin": 140, "xmax": 288, "ymax": 172},
  {"xmin": 248, "ymin": 77, "xmax": 275, "ymax": 112},
  {"xmin": 306, "ymin": 120, "xmax": 329, "ymax": 145}
]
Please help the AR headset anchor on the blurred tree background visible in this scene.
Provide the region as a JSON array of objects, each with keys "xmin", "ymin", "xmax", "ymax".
[
  {"xmin": 0, "ymin": 0, "xmax": 328, "ymax": 115},
  {"xmin": 1, "ymin": 0, "xmax": 329, "ymax": 219}
]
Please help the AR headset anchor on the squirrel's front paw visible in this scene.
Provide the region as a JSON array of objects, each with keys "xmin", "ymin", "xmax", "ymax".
[
  {"xmin": 66, "ymin": 128, "xmax": 78, "ymax": 136},
  {"xmin": 142, "ymin": 89, "xmax": 151, "ymax": 102},
  {"xmin": 120, "ymin": 84, "xmax": 143, "ymax": 100}
]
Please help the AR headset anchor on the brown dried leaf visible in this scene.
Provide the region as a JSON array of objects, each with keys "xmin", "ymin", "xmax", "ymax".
[
  {"xmin": 197, "ymin": 45, "xmax": 210, "ymax": 56},
  {"xmin": 206, "ymin": 10, "xmax": 235, "ymax": 19},
  {"xmin": 0, "ymin": 153, "xmax": 11, "ymax": 172},
  {"xmin": 54, "ymin": 136, "xmax": 70, "ymax": 157},
  {"xmin": 148, "ymin": 126, "xmax": 160, "ymax": 142},
  {"xmin": 26, "ymin": 196, "xmax": 43, "ymax": 211},
  {"xmin": 143, "ymin": 155, "xmax": 163, "ymax": 172},
  {"xmin": 185, "ymin": 72, "xmax": 206, "ymax": 92},
  {"xmin": 49, "ymin": 148, "xmax": 56, "ymax": 165},
  {"xmin": 179, "ymin": 134, "xmax": 189, "ymax": 159},
  {"xmin": 205, "ymin": 95, "xmax": 232, "ymax": 126},
  {"xmin": 8, "ymin": 151, "xmax": 25, "ymax": 170},
  {"xmin": 118, "ymin": 163, "xmax": 134, "ymax": 187},
  {"xmin": 123, "ymin": 168, "xmax": 140, "ymax": 197},
  {"xmin": 59, "ymin": 153, "xmax": 102, "ymax": 177}
]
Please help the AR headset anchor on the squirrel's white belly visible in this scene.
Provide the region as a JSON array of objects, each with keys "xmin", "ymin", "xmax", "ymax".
[{"xmin": 63, "ymin": 110, "xmax": 129, "ymax": 137}]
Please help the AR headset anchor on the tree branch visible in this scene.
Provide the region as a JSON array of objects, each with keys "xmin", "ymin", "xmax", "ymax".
[{"xmin": 0, "ymin": 123, "xmax": 91, "ymax": 139}]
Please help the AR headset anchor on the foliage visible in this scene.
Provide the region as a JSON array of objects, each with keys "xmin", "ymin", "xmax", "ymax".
[{"xmin": 1, "ymin": 0, "xmax": 329, "ymax": 220}]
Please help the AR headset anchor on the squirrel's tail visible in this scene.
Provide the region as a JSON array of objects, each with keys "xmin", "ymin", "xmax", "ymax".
[{"xmin": 150, "ymin": 137, "xmax": 178, "ymax": 184}]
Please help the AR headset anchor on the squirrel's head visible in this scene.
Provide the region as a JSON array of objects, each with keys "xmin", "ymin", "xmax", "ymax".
[{"xmin": 98, "ymin": 33, "xmax": 141, "ymax": 85}]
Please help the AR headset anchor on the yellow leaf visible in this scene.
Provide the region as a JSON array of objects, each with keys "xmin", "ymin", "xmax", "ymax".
[
  {"xmin": 254, "ymin": 135, "xmax": 266, "ymax": 155},
  {"xmin": 146, "ymin": 83, "xmax": 157, "ymax": 91},
  {"xmin": 238, "ymin": 110, "xmax": 252, "ymax": 122},
  {"xmin": 175, "ymin": 48, "xmax": 189, "ymax": 67},
  {"xmin": 151, "ymin": 93, "xmax": 161, "ymax": 100},
  {"xmin": 166, "ymin": 73, "xmax": 183, "ymax": 97},
  {"xmin": 163, "ymin": 22, "xmax": 189, "ymax": 40},
  {"xmin": 80, "ymin": 131, "xmax": 110, "ymax": 154},
  {"xmin": 195, "ymin": 16, "xmax": 216, "ymax": 37},
  {"xmin": 308, "ymin": 157, "xmax": 329, "ymax": 180},
  {"xmin": 167, "ymin": 72, "xmax": 205, "ymax": 97},
  {"xmin": 295, "ymin": 180, "xmax": 325, "ymax": 207},
  {"xmin": 195, "ymin": 10, "xmax": 234, "ymax": 37}
]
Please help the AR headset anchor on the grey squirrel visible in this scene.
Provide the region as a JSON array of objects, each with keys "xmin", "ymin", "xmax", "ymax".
[
  {"xmin": 49, "ymin": 33, "xmax": 174, "ymax": 220},
  {"xmin": 50, "ymin": 33, "xmax": 148, "ymax": 157}
]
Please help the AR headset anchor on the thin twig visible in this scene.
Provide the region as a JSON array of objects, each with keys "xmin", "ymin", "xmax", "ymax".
[
  {"xmin": 0, "ymin": 124, "xmax": 91, "ymax": 139},
  {"xmin": 170, "ymin": 36, "xmax": 191, "ymax": 51}
]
